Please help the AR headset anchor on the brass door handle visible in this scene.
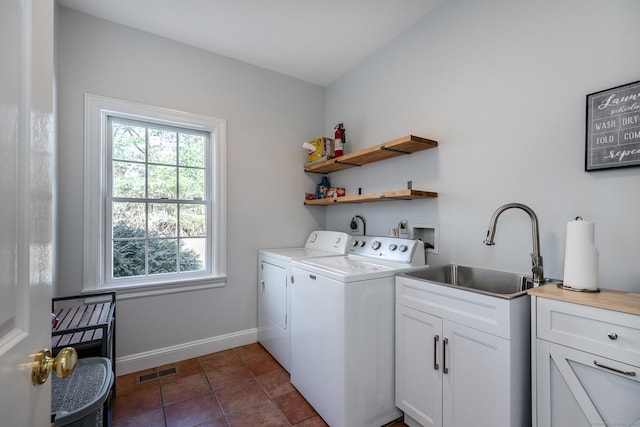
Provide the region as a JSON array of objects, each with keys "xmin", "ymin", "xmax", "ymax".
[{"xmin": 32, "ymin": 347, "xmax": 77, "ymax": 385}]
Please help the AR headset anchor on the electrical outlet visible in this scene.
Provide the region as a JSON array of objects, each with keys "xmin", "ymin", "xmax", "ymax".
[{"xmin": 399, "ymin": 220, "xmax": 408, "ymax": 235}]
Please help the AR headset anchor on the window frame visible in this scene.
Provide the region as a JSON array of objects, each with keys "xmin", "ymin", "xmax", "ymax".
[{"xmin": 83, "ymin": 94, "xmax": 227, "ymax": 296}]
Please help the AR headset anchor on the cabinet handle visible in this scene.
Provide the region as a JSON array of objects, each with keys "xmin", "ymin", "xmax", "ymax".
[
  {"xmin": 433, "ymin": 335, "xmax": 439, "ymax": 370},
  {"xmin": 309, "ymin": 274, "xmax": 316, "ymax": 280},
  {"xmin": 593, "ymin": 360, "xmax": 636, "ymax": 377},
  {"xmin": 608, "ymin": 332, "xmax": 618, "ymax": 340},
  {"xmin": 443, "ymin": 337, "xmax": 449, "ymax": 374},
  {"xmin": 261, "ymin": 280, "xmax": 265, "ymax": 293}
]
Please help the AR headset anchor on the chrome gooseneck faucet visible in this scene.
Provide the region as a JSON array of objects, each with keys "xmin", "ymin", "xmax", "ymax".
[{"xmin": 483, "ymin": 203, "xmax": 544, "ymax": 285}]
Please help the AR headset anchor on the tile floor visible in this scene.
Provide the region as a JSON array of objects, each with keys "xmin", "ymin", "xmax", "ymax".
[{"xmin": 112, "ymin": 342, "xmax": 408, "ymax": 427}]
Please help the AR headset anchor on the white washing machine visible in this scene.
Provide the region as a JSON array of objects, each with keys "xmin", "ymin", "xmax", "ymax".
[
  {"xmin": 258, "ymin": 230, "xmax": 350, "ymax": 372},
  {"xmin": 290, "ymin": 236, "xmax": 428, "ymax": 427}
]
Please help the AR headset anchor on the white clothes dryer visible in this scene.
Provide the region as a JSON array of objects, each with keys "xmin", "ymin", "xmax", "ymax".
[{"xmin": 258, "ymin": 230, "xmax": 350, "ymax": 372}]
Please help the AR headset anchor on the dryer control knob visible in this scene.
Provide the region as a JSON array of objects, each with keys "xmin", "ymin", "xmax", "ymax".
[
  {"xmin": 399, "ymin": 245, "xmax": 408, "ymax": 252},
  {"xmin": 309, "ymin": 233, "xmax": 318, "ymax": 242},
  {"xmin": 371, "ymin": 241, "xmax": 381, "ymax": 250},
  {"xmin": 359, "ymin": 240, "xmax": 366, "ymax": 247},
  {"xmin": 351, "ymin": 240, "xmax": 359, "ymax": 246},
  {"xmin": 389, "ymin": 244, "xmax": 398, "ymax": 251}
]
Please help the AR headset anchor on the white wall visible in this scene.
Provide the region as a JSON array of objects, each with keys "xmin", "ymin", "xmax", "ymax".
[
  {"xmin": 55, "ymin": 7, "xmax": 326, "ymax": 372},
  {"xmin": 325, "ymin": 0, "xmax": 640, "ymax": 292},
  {"xmin": 55, "ymin": 0, "xmax": 640, "ymax": 372}
]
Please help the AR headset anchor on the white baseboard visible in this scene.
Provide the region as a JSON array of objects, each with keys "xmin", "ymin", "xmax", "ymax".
[{"xmin": 115, "ymin": 328, "xmax": 258, "ymax": 376}]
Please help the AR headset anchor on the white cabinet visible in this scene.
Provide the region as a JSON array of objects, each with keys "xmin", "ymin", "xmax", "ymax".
[
  {"xmin": 395, "ymin": 305, "xmax": 442, "ymax": 427},
  {"xmin": 442, "ymin": 320, "xmax": 512, "ymax": 427},
  {"xmin": 396, "ymin": 276, "xmax": 531, "ymax": 427},
  {"xmin": 530, "ymin": 288, "xmax": 640, "ymax": 427}
]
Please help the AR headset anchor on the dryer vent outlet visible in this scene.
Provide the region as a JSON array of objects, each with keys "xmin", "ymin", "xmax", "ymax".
[{"xmin": 412, "ymin": 225, "xmax": 438, "ymax": 254}]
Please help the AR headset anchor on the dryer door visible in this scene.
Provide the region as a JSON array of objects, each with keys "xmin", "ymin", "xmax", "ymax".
[
  {"xmin": 258, "ymin": 259, "xmax": 291, "ymax": 371},
  {"xmin": 261, "ymin": 261, "xmax": 287, "ymax": 330}
]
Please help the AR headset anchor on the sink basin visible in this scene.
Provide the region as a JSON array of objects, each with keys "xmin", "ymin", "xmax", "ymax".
[{"xmin": 400, "ymin": 264, "xmax": 556, "ymax": 299}]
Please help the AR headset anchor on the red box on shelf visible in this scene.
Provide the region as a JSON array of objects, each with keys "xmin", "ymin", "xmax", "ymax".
[{"xmin": 326, "ymin": 187, "xmax": 346, "ymax": 198}]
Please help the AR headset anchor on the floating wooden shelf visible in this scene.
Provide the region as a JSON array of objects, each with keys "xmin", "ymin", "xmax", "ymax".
[
  {"xmin": 304, "ymin": 134, "xmax": 438, "ymax": 174},
  {"xmin": 304, "ymin": 189, "xmax": 438, "ymax": 206},
  {"xmin": 303, "ymin": 134, "xmax": 438, "ymax": 206}
]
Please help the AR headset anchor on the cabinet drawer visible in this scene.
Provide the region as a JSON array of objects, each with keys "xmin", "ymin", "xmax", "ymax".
[{"xmin": 537, "ymin": 297, "xmax": 640, "ymax": 366}]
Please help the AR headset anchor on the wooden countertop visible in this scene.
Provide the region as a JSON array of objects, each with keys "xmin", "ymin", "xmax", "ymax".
[{"xmin": 528, "ymin": 284, "xmax": 640, "ymax": 316}]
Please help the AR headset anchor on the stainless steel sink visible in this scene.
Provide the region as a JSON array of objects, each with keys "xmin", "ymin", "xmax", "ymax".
[{"xmin": 400, "ymin": 264, "xmax": 558, "ymax": 299}]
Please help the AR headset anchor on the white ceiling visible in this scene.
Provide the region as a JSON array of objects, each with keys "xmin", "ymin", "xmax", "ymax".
[{"xmin": 57, "ymin": 0, "xmax": 446, "ymax": 86}]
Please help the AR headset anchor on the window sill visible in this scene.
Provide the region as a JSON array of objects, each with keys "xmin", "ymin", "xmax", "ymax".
[{"xmin": 83, "ymin": 275, "xmax": 227, "ymax": 300}]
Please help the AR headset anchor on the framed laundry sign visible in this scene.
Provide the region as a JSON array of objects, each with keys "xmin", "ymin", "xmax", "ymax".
[{"xmin": 585, "ymin": 80, "xmax": 640, "ymax": 171}]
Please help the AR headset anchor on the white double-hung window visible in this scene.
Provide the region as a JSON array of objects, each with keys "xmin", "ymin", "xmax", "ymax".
[{"xmin": 84, "ymin": 94, "xmax": 226, "ymax": 294}]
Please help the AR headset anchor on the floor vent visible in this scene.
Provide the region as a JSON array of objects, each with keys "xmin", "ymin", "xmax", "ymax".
[{"xmin": 136, "ymin": 366, "xmax": 179, "ymax": 384}]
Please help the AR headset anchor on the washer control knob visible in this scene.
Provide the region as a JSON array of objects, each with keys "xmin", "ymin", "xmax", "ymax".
[
  {"xmin": 359, "ymin": 240, "xmax": 366, "ymax": 247},
  {"xmin": 399, "ymin": 245, "xmax": 408, "ymax": 252},
  {"xmin": 351, "ymin": 240, "xmax": 359, "ymax": 246},
  {"xmin": 372, "ymin": 241, "xmax": 381, "ymax": 250},
  {"xmin": 389, "ymin": 244, "xmax": 398, "ymax": 251},
  {"xmin": 309, "ymin": 233, "xmax": 318, "ymax": 242}
]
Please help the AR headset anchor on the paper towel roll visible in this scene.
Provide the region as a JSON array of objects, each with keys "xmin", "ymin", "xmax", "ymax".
[{"xmin": 563, "ymin": 219, "xmax": 599, "ymax": 290}]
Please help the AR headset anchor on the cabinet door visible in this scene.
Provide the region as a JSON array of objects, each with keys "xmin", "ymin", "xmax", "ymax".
[
  {"xmin": 536, "ymin": 340, "xmax": 640, "ymax": 427},
  {"xmin": 395, "ymin": 304, "xmax": 443, "ymax": 427},
  {"xmin": 443, "ymin": 321, "xmax": 511, "ymax": 427}
]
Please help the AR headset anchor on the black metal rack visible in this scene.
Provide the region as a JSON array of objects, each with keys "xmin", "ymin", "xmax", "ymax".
[{"xmin": 52, "ymin": 291, "xmax": 116, "ymax": 426}]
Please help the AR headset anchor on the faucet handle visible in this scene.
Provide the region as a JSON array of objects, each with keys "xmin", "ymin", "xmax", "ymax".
[
  {"xmin": 530, "ymin": 253, "xmax": 543, "ymax": 266},
  {"xmin": 531, "ymin": 253, "xmax": 544, "ymax": 284}
]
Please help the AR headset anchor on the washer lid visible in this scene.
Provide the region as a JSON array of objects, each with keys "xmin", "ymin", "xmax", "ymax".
[
  {"xmin": 259, "ymin": 247, "xmax": 344, "ymax": 262},
  {"xmin": 259, "ymin": 231, "xmax": 351, "ymax": 262},
  {"xmin": 300, "ymin": 256, "xmax": 393, "ymax": 274},
  {"xmin": 292, "ymin": 255, "xmax": 427, "ymax": 282}
]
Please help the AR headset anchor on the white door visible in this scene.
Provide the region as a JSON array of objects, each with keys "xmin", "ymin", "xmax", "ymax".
[
  {"xmin": 536, "ymin": 340, "xmax": 640, "ymax": 427},
  {"xmin": 395, "ymin": 304, "xmax": 443, "ymax": 427},
  {"xmin": 442, "ymin": 321, "xmax": 510, "ymax": 427},
  {"xmin": 260, "ymin": 261, "xmax": 288, "ymax": 330},
  {"xmin": 257, "ymin": 259, "xmax": 290, "ymax": 371},
  {"xmin": 0, "ymin": 0, "xmax": 55, "ymax": 425}
]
